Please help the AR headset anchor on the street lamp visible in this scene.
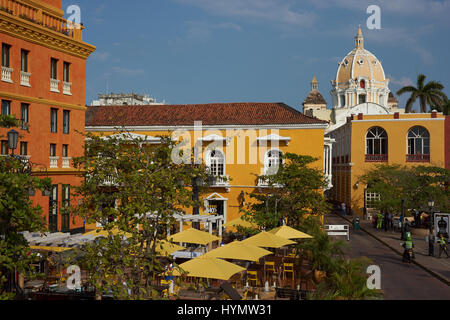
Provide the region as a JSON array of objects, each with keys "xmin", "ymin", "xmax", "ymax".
[
  {"xmin": 7, "ymin": 129, "xmax": 19, "ymax": 156},
  {"xmin": 428, "ymin": 197, "xmax": 435, "ymax": 256}
]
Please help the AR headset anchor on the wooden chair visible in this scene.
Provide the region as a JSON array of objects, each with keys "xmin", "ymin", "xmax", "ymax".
[
  {"xmin": 246, "ymin": 271, "xmax": 259, "ymax": 287},
  {"xmin": 265, "ymin": 261, "xmax": 275, "ymax": 273},
  {"xmin": 282, "ymin": 263, "xmax": 294, "ymax": 280}
]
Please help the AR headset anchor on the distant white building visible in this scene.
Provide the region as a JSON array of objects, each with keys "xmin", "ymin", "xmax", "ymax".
[{"xmin": 90, "ymin": 92, "xmax": 166, "ymax": 106}]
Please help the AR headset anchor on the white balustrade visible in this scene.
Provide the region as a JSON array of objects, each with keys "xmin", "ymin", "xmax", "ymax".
[
  {"xmin": 50, "ymin": 79, "xmax": 60, "ymax": 92},
  {"xmin": 1, "ymin": 66, "xmax": 13, "ymax": 83},
  {"xmin": 20, "ymin": 71, "xmax": 31, "ymax": 87}
]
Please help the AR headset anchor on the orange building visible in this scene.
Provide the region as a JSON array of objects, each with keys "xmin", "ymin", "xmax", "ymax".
[{"xmin": 0, "ymin": 0, "xmax": 95, "ymax": 233}]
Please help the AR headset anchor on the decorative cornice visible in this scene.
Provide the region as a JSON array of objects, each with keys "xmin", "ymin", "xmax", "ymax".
[
  {"xmin": 0, "ymin": 11, "xmax": 96, "ymax": 59},
  {"xmin": 0, "ymin": 91, "xmax": 87, "ymax": 111}
]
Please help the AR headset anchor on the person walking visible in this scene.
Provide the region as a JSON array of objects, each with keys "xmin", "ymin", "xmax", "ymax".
[
  {"xmin": 402, "ymin": 233, "xmax": 414, "ymax": 263},
  {"xmin": 384, "ymin": 211, "xmax": 389, "ymax": 231},
  {"xmin": 341, "ymin": 203, "xmax": 346, "ymax": 217},
  {"xmin": 377, "ymin": 212, "xmax": 383, "ymax": 230},
  {"xmin": 438, "ymin": 235, "xmax": 449, "ymax": 258}
]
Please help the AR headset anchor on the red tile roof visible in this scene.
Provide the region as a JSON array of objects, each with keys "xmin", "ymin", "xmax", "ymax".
[{"xmin": 86, "ymin": 102, "xmax": 328, "ymax": 127}]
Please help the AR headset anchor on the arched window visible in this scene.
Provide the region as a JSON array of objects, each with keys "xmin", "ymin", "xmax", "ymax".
[
  {"xmin": 264, "ymin": 149, "xmax": 283, "ymax": 175},
  {"xmin": 407, "ymin": 126, "xmax": 430, "ymax": 162},
  {"xmin": 366, "ymin": 127, "xmax": 388, "ymax": 162},
  {"xmin": 207, "ymin": 149, "xmax": 225, "ymax": 176}
]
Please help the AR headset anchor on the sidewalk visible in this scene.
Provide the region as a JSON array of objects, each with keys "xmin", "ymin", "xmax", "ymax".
[{"xmin": 340, "ymin": 214, "xmax": 450, "ymax": 286}]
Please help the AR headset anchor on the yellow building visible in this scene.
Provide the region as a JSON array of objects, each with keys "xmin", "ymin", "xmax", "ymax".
[
  {"xmin": 328, "ymin": 111, "xmax": 447, "ymax": 216},
  {"xmin": 85, "ymin": 102, "xmax": 331, "ymax": 232}
]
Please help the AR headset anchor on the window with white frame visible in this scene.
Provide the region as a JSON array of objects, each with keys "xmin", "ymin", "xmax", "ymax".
[
  {"xmin": 407, "ymin": 126, "xmax": 430, "ymax": 155},
  {"xmin": 207, "ymin": 149, "xmax": 225, "ymax": 176},
  {"xmin": 264, "ymin": 149, "xmax": 283, "ymax": 175},
  {"xmin": 365, "ymin": 190, "xmax": 381, "ymax": 209},
  {"xmin": 366, "ymin": 127, "xmax": 387, "ymax": 155}
]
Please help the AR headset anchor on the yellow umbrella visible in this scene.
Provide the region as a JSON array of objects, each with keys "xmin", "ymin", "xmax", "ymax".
[
  {"xmin": 172, "ymin": 256, "xmax": 245, "ymax": 280},
  {"xmin": 203, "ymin": 241, "xmax": 273, "ymax": 262},
  {"xmin": 223, "ymin": 217, "xmax": 258, "ymax": 229},
  {"xmin": 268, "ymin": 226, "xmax": 313, "ymax": 240},
  {"xmin": 84, "ymin": 227, "xmax": 132, "ymax": 238},
  {"xmin": 153, "ymin": 240, "xmax": 185, "ymax": 256},
  {"xmin": 168, "ymin": 228, "xmax": 220, "ymax": 245},
  {"xmin": 29, "ymin": 246, "xmax": 73, "ymax": 253},
  {"xmin": 241, "ymin": 231, "xmax": 296, "ymax": 248}
]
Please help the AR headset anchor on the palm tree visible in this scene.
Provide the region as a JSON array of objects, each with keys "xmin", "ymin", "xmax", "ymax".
[
  {"xmin": 397, "ymin": 74, "xmax": 448, "ymax": 113},
  {"xmin": 432, "ymin": 97, "xmax": 450, "ymax": 115}
]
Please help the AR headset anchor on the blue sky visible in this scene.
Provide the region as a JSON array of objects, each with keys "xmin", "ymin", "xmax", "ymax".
[{"xmin": 62, "ymin": 0, "xmax": 450, "ymax": 111}]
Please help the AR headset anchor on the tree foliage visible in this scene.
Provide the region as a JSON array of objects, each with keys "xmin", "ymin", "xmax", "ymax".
[
  {"xmin": 397, "ymin": 74, "xmax": 448, "ymax": 113},
  {"xmin": 71, "ymin": 132, "xmax": 211, "ymax": 299},
  {"xmin": 0, "ymin": 156, "xmax": 51, "ymax": 299},
  {"xmin": 359, "ymin": 164, "xmax": 450, "ymax": 214},
  {"xmin": 241, "ymin": 153, "xmax": 330, "ymax": 230}
]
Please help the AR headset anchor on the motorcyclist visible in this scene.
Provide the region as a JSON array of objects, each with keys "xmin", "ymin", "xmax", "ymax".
[
  {"xmin": 402, "ymin": 234, "xmax": 414, "ymax": 263},
  {"xmin": 438, "ymin": 234, "xmax": 449, "ymax": 258}
]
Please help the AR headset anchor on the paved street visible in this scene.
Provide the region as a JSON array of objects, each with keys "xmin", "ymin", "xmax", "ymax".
[{"xmin": 325, "ymin": 214, "xmax": 450, "ymax": 300}]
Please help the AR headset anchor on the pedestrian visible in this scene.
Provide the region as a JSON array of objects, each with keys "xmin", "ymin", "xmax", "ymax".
[
  {"xmin": 377, "ymin": 212, "xmax": 383, "ymax": 230},
  {"xmin": 402, "ymin": 233, "xmax": 414, "ymax": 263},
  {"xmin": 387, "ymin": 211, "xmax": 393, "ymax": 230},
  {"xmin": 384, "ymin": 211, "xmax": 389, "ymax": 231},
  {"xmin": 341, "ymin": 203, "xmax": 346, "ymax": 217},
  {"xmin": 438, "ymin": 235, "xmax": 449, "ymax": 258}
]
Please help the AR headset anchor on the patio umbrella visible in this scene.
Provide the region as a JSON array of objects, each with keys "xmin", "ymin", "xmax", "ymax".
[
  {"xmin": 240, "ymin": 231, "xmax": 296, "ymax": 248},
  {"xmin": 268, "ymin": 226, "xmax": 313, "ymax": 240},
  {"xmin": 153, "ymin": 240, "xmax": 186, "ymax": 256},
  {"xmin": 172, "ymin": 256, "xmax": 245, "ymax": 280},
  {"xmin": 83, "ymin": 227, "xmax": 132, "ymax": 239},
  {"xmin": 241, "ymin": 232, "xmax": 296, "ymax": 286},
  {"xmin": 203, "ymin": 241, "xmax": 273, "ymax": 262},
  {"xmin": 167, "ymin": 228, "xmax": 220, "ymax": 245},
  {"xmin": 223, "ymin": 217, "xmax": 258, "ymax": 229}
]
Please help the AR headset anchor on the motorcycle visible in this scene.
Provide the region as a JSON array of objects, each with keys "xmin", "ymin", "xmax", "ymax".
[{"xmin": 402, "ymin": 245, "xmax": 413, "ymax": 263}]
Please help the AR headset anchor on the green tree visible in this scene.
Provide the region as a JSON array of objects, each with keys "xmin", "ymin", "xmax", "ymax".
[
  {"xmin": 432, "ymin": 97, "xmax": 450, "ymax": 115},
  {"xmin": 71, "ymin": 132, "xmax": 211, "ymax": 300},
  {"xmin": 397, "ymin": 74, "xmax": 447, "ymax": 113},
  {"xmin": 359, "ymin": 164, "xmax": 450, "ymax": 214},
  {"xmin": 0, "ymin": 151, "xmax": 51, "ymax": 299},
  {"xmin": 241, "ymin": 153, "xmax": 329, "ymax": 230}
]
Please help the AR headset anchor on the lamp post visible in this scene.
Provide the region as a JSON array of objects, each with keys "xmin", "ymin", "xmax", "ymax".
[
  {"xmin": 400, "ymin": 199, "xmax": 406, "ymax": 240},
  {"xmin": 7, "ymin": 129, "xmax": 19, "ymax": 156},
  {"xmin": 428, "ymin": 198, "xmax": 435, "ymax": 257}
]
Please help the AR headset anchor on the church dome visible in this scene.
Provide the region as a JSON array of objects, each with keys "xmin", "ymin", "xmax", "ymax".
[{"xmin": 335, "ymin": 27, "xmax": 388, "ymax": 88}]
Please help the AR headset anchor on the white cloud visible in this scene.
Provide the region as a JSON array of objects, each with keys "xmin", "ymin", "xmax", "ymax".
[
  {"xmin": 111, "ymin": 66, "xmax": 145, "ymax": 77},
  {"xmin": 388, "ymin": 75, "xmax": 414, "ymax": 87},
  {"xmin": 90, "ymin": 51, "xmax": 111, "ymax": 62},
  {"xmin": 169, "ymin": 21, "xmax": 242, "ymax": 45},
  {"xmin": 176, "ymin": 0, "xmax": 316, "ymax": 27}
]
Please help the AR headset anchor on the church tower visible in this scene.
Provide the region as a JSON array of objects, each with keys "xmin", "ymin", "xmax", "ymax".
[{"xmin": 302, "ymin": 76, "xmax": 331, "ymax": 122}]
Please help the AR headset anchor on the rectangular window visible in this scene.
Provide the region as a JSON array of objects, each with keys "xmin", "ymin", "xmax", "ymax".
[
  {"xmin": 21, "ymin": 50, "xmax": 29, "ymax": 72},
  {"xmin": 49, "ymin": 185, "xmax": 58, "ymax": 232},
  {"xmin": 50, "ymin": 108, "xmax": 57, "ymax": 132},
  {"xmin": 63, "ymin": 110, "xmax": 70, "ymax": 134},
  {"xmin": 50, "ymin": 144, "xmax": 56, "ymax": 157},
  {"xmin": 50, "ymin": 58, "xmax": 58, "ymax": 79},
  {"xmin": 2, "ymin": 44, "xmax": 10, "ymax": 67},
  {"xmin": 21, "ymin": 103, "xmax": 29, "ymax": 130},
  {"xmin": 63, "ymin": 62, "xmax": 70, "ymax": 82},
  {"xmin": 61, "ymin": 184, "xmax": 70, "ymax": 231},
  {"xmin": 1, "ymin": 141, "xmax": 8, "ymax": 155},
  {"xmin": 20, "ymin": 142, "xmax": 28, "ymax": 156},
  {"xmin": 1, "ymin": 100, "xmax": 11, "ymax": 115},
  {"xmin": 62, "ymin": 144, "xmax": 68, "ymax": 157}
]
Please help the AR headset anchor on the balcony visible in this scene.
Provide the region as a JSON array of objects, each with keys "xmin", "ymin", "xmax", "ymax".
[
  {"xmin": 62, "ymin": 157, "xmax": 71, "ymax": 168},
  {"xmin": 63, "ymin": 81, "xmax": 72, "ymax": 95},
  {"xmin": 210, "ymin": 175, "xmax": 229, "ymax": 187},
  {"xmin": 20, "ymin": 71, "xmax": 31, "ymax": 87},
  {"xmin": 50, "ymin": 79, "xmax": 60, "ymax": 92},
  {"xmin": 1, "ymin": 66, "xmax": 13, "ymax": 83},
  {"xmin": 49, "ymin": 156, "xmax": 59, "ymax": 168},
  {"xmin": 365, "ymin": 154, "xmax": 388, "ymax": 162},
  {"xmin": 406, "ymin": 154, "xmax": 430, "ymax": 163},
  {"xmin": 0, "ymin": 0, "xmax": 84, "ymax": 41},
  {"xmin": 257, "ymin": 177, "xmax": 283, "ymax": 188}
]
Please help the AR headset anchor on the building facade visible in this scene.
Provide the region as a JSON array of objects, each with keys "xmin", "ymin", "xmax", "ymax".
[
  {"xmin": 304, "ymin": 27, "xmax": 404, "ymax": 130},
  {"xmin": 90, "ymin": 92, "xmax": 165, "ymax": 106},
  {"xmin": 328, "ymin": 111, "xmax": 447, "ymax": 216},
  {"xmin": 0, "ymin": 0, "xmax": 95, "ymax": 233},
  {"xmin": 85, "ymin": 102, "xmax": 331, "ymax": 231}
]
